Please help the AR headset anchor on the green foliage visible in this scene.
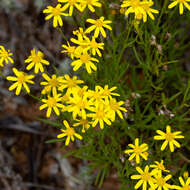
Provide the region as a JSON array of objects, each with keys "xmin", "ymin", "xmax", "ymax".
[{"xmin": 46, "ymin": 0, "xmax": 190, "ymax": 189}]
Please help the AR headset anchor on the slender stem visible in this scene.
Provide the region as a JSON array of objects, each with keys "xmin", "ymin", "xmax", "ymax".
[{"xmin": 57, "ymin": 27, "xmax": 68, "ymax": 42}]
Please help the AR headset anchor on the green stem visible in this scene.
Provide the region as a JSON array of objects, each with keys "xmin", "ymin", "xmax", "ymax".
[{"xmin": 58, "ymin": 27, "xmax": 68, "ymax": 42}]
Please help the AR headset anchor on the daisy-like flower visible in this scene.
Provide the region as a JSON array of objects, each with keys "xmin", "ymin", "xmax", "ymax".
[
  {"xmin": 61, "ymin": 41, "xmax": 76, "ymax": 59},
  {"xmin": 121, "ymin": 0, "xmax": 146, "ymax": 17},
  {"xmin": 150, "ymin": 160, "xmax": 170, "ymax": 174},
  {"xmin": 25, "ymin": 49, "xmax": 50, "ymax": 74},
  {"xmin": 40, "ymin": 73, "xmax": 64, "ymax": 96},
  {"xmin": 153, "ymin": 172, "xmax": 173, "ymax": 190},
  {"xmin": 57, "ymin": 120, "xmax": 83, "ymax": 146},
  {"xmin": 6, "ymin": 68, "xmax": 34, "ymax": 95},
  {"xmin": 107, "ymin": 98, "xmax": 127, "ymax": 122},
  {"xmin": 58, "ymin": 0, "xmax": 82, "ymax": 16},
  {"xmin": 168, "ymin": 0, "xmax": 190, "ymax": 15},
  {"xmin": 85, "ymin": 17, "xmax": 112, "ymax": 38},
  {"xmin": 80, "ymin": 0, "xmax": 102, "ymax": 12},
  {"xmin": 0, "ymin": 46, "xmax": 14, "ymax": 67},
  {"xmin": 87, "ymin": 86, "xmax": 105, "ymax": 106},
  {"xmin": 173, "ymin": 176, "xmax": 190, "ymax": 190},
  {"xmin": 124, "ymin": 138, "xmax": 148, "ymax": 164},
  {"xmin": 183, "ymin": 171, "xmax": 189, "ymax": 179},
  {"xmin": 97, "ymin": 85, "xmax": 120, "ymax": 103},
  {"xmin": 58, "ymin": 74, "xmax": 84, "ymax": 92},
  {"xmin": 73, "ymin": 27, "xmax": 87, "ymax": 40},
  {"xmin": 82, "ymin": 36, "xmax": 104, "ymax": 57},
  {"xmin": 43, "ymin": 4, "xmax": 68, "ymax": 28},
  {"xmin": 73, "ymin": 118, "xmax": 91, "ymax": 133},
  {"xmin": 67, "ymin": 92, "xmax": 92, "ymax": 119},
  {"xmin": 154, "ymin": 125, "xmax": 184, "ymax": 152},
  {"xmin": 40, "ymin": 94, "xmax": 65, "ymax": 117},
  {"xmin": 88, "ymin": 103, "xmax": 112, "ymax": 129},
  {"xmin": 131, "ymin": 165, "xmax": 156, "ymax": 190},
  {"xmin": 140, "ymin": 0, "xmax": 159, "ymax": 22},
  {"xmin": 71, "ymin": 51, "xmax": 99, "ymax": 74}
]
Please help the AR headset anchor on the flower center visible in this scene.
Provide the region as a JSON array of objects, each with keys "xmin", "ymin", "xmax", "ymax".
[
  {"xmin": 110, "ymin": 101, "xmax": 119, "ymax": 111},
  {"xmin": 68, "ymin": 0, "xmax": 77, "ymax": 5},
  {"xmin": 86, "ymin": 0, "xmax": 92, "ymax": 3},
  {"xmin": 32, "ymin": 55, "xmax": 42, "ymax": 63},
  {"xmin": 68, "ymin": 46, "xmax": 75, "ymax": 53},
  {"xmin": 80, "ymin": 119, "xmax": 88, "ymax": 125},
  {"xmin": 49, "ymin": 79, "xmax": 59, "ymax": 87},
  {"xmin": 80, "ymin": 53, "xmax": 91, "ymax": 63},
  {"xmin": 52, "ymin": 7, "xmax": 61, "ymax": 16},
  {"xmin": 90, "ymin": 41, "xmax": 98, "ymax": 48},
  {"xmin": 131, "ymin": 0, "xmax": 141, "ymax": 8},
  {"xmin": 96, "ymin": 109, "xmax": 105, "ymax": 119},
  {"xmin": 156, "ymin": 177, "xmax": 165, "ymax": 187},
  {"xmin": 65, "ymin": 127, "xmax": 75, "ymax": 135},
  {"xmin": 95, "ymin": 19, "xmax": 103, "ymax": 27},
  {"xmin": 0, "ymin": 51, "xmax": 9, "ymax": 58},
  {"xmin": 157, "ymin": 163, "xmax": 165, "ymax": 171},
  {"xmin": 77, "ymin": 100, "xmax": 86, "ymax": 109},
  {"xmin": 165, "ymin": 132, "xmax": 174, "ymax": 141},
  {"xmin": 17, "ymin": 73, "xmax": 27, "ymax": 83},
  {"xmin": 67, "ymin": 79, "xmax": 77, "ymax": 87},
  {"xmin": 133, "ymin": 146, "xmax": 143, "ymax": 154},
  {"xmin": 182, "ymin": 185, "xmax": 190, "ymax": 190},
  {"xmin": 141, "ymin": 172, "xmax": 151, "ymax": 181},
  {"xmin": 46, "ymin": 97, "xmax": 57, "ymax": 107}
]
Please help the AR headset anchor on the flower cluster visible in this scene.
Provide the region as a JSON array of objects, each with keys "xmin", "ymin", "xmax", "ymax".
[
  {"xmin": 120, "ymin": 0, "xmax": 159, "ymax": 22},
  {"xmin": 39, "ymin": 73, "xmax": 127, "ymax": 144},
  {"xmin": 43, "ymin": 0, "xmax": 102, "ymax": 28},
  {"xmin": 61, "ymin": 17, "xmax": 111, "ymax": 73},
  {"xmin": 131, "ymin": 165, "xmax": 190, "ymax": 190},
  {"xmin": 6, "ymin": 49, "xmax": 50, "ymax": 95},
  {"xmin": 0, "ymin": 46, "xmax": 14, "ymax": 67},
  {"xmin": 120, "ymin": 0, "xmax": 190, "ymax": 23},
  {"xmin": 125, "ymin": 126, "xmax": 185, "ymax": 189}
]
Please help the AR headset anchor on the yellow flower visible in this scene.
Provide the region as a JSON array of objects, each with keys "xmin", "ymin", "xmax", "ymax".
[
  {"xmin": 107, "ymin": 98, "xmax": 127, "ymax": 121},
  {"xmin": 58, "ymin": 0, "xmax": 82, "ymax": 16},
  {"xmin": 154, "ymin": 125, "xmax": 184, "ymax": 152},
  {"xmin": 168, "ymin": 0, "xmax": 190, "ymax": 15},
  {"xmin": 131, "ymin": 166, "xmax": 156, "ymax": 190},
  {"xmin": 88, "ymin": 103, "xmax": 112, "ymax": 129},
  {"xmin": 82, "ymin": 36, "xmax": 104, "ymax": 57},
  {"xmin": 140, "ymin": 0, "xmax": 159, "ymax": 22},
  {"xmin": 183, "ymin": 171, "xmax": 189, "ymax": 179},
  {"xmin": 40, "ymin": 73, "xmax": 64, "ymax": 95},
  {"xmin": 87, "ymin": 86, "xmax": 104, "ymax": 106},
  {"xmin": 80, "ymin": 0, "xmax": 102, "ymax": 12},
  {"xmin": 25, "ymin": 49, "xmax": 50, "ymax": 74},
  {"xmin": 124, "ymin": 138, "xmax": 148, "ymax": 164},
  {"xmin": 58, "ymin": 74, "xmax": 84, "ymax": 92},
  {"xmin": 71, "ymin": 51, "xmax": 99, "ymax": 73},
  {"xmin": 61, "ymin": 41, "xmax": 76, "ymax": 59},
  {"xmin": 6, "ymin": 68, "xmax": 34, "ymax": 95},
  {"xmin": 67, "ymin": 92, "xmax": 92, "ymax": 119},
  {"xmin": 40, "ymin": 94, "xmax": 65, "ymax": 117},
  {"xmin": 97, "ymin": 85, "xmax": 120, "ymax": 103},
  {"xmin": 0, "ymin": 46, "xmax": 14, "ymax": 67},
  {"xmin": 153, "ymin": 172, "xmax": 173, "ymax": 190},
  {"xmin": 121, "ymin": 0, "xmax": 146, "ymax": 17},
  {"xmin": 43, "ymin": 4, "xmax": 68, "ymax": 28},
  {"xmin": 57, "ymin": 120, "xmax": 82, "ymax": 146},
  {"xmin": 173, "ymin": 176, "xmax": 190, "ymax": 190},
  {"xmin": 73, "ymin": 27, "xmax": 87, "ymax": 40},
  {"xmin": 85, "ymin": 17, "xmax": 112, "ymax": 38},
  {"xmin": 150, "ymin": 160, "xmax": 170, "ymax": 174},
  {"xmin": 73, "ymin": 118, "xmax": 91, "ymax": 133}
]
